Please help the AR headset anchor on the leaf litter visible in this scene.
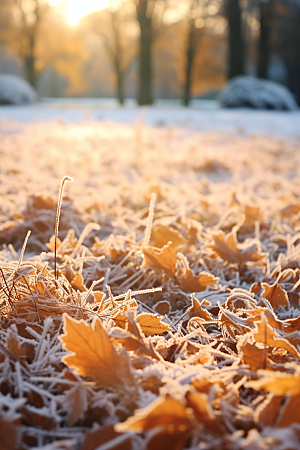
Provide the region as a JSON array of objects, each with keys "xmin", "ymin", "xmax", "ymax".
[{"xmin": 1, "ymin": 120, "xmax": 300, "ymax": 449}]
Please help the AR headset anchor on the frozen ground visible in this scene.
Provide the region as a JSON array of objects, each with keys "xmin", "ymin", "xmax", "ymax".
[
  {"xmin": 1, "ymin": 103, "xmax": 300, "ymax": 450},
  {"xmin": 0, "ymin": 101, "xmax": 299, "ymax": 137}
]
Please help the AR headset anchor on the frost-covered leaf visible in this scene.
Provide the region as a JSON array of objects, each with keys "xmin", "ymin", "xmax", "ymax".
[
  {"xmin": 136, "ymin": 313, "xmax": 172, "ymax": 336},
  {"xmin": 63, "ymin": 382, "xmax": 88, "ymax": 426},
  {"xmin": 142, "ymin": 242, "xmax": 176, "ymax": 276},
  {"xmin": 151, "ymin": 225, "xmax": 186, "ymax": 249},
  {"xmin": 60, "ymin": 314, "xmax": 134, "ymax": 388},
  {"xmin": 208, "ymin": 229, "xmax": 266, "ymax": 264},
  {"xmin": 261, "ymin": 282, "xmax": 289, "ymax": 310}
]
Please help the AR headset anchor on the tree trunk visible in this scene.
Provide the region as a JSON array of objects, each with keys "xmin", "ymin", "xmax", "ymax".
[
  {"xmin": 183, "ymin": 20, "xmax": 196, "ymax": 106},
  {"xmin": 25, "ymin": 33, "xmax": 36, "ymax": 87},
  {"xmin": 115, "ymin": 59, "xmax": 124, "ymax": 105},
  {"xmin": 138, "ymin": 17, "xmax": 152, "ymax": 105},
  {"xmin": 226, "ymin": 0, "xmax": 245, "ymax": 79},
  {"xmin": 257, "ymin": 0, "xmax": 275, "ymax": 79}
]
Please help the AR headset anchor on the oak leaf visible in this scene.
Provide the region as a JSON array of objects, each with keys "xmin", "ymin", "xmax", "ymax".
[
  {"xmin": 63, "ymin": 382, "xmax": 88, "ymax": 426},
  {"xmin": 208, "ymin": 229, "xmax": 266, "ymax": 264},
  {"xmin": 136, "ymin": 313, "xmax": 172, "ymax": 336},
  {"xmin": 81, "ymin": 424, "xmax": 132, "ymax": 450},
  {"xmin": 151, "ymin": 225, "xmax": 186, "ymax": 249},
  {"xmin": 178, "ymin": 270, "xmax": 218, "ymax": 293},
  {"xmin": 60, "ymin": 314, "xmax": 134, "ymax": 388},
  {"xmin": 142, "ymin": 242, "xmax": 176, "ymax": 276},
  {"xmin": 261, "ymin": 282, "xmax": 289, "ymax": 310}
]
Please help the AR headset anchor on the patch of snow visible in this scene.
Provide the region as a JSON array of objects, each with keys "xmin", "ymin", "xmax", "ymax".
[
  {"xmin": 0, "ymin": 74, "xmax": 37, "ymax": 105},
  {"xmin": 219, "ymin": 75, "xmax": 298, "ymax": 111}
]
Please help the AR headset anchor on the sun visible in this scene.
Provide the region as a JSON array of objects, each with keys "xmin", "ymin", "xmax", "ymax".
[{"xmin": 49, "ymin": 0, "xmax": 110, "ymax": 26}]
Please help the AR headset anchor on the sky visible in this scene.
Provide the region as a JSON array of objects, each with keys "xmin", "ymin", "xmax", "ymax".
[{"xmin": 48, "ymin": 0, "xmax": 110, "ymax": 26}]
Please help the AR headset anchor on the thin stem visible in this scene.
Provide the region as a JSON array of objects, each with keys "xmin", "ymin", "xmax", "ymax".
[{"xmin": 55, "ymin": 176, "xmax": 73, "ymax": 280}]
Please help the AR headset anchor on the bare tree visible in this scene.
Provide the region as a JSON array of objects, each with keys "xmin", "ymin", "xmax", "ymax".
[
  {"xmin": 257, "ymin": 0, "xmax": 275, "ymax": 78},
  {"xmin": 0, "ymin": 0, "xmax": 49, "ymax": 86},
  {"xmin": 183, "ymin": 0, "xmax": 198, "ymax": 106},
  {"xmin": 86, "ymin": 3, "xmax": 137, "ymax": 105},
  {"xmin": 225, "ymin": 0, "xmax": 245, "ymax": 78}
]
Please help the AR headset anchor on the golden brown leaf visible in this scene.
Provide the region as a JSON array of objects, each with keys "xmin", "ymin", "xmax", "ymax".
[
  {"xmin": 276, "ymin": 393, "xmax": 300, "ymax": 427},
  {"xmin": 178, "ymin": 270, "xmax": 218, "ymax": 293},
  {"xmin": 246, "ymin": 369, "xmax": 300, "ymax": 396},
  {"xmin": 60, "ymin": 314, "xmax": 134, "ymax": 388},
  {"xmin": 116, "ymin": 394, "xmax": 193, "ymax": 433},
  {"xmin": 208, "ymin": 229, "xmax": 266, "ymax": 264},
  {"xmin": 7, "ymin": 327, "xmax": 27, "ymax": 368},
  {"xmin": 186, "ymin": 391, "xmax": 222, "ymax": 433},
  {"xmin": 151, "ymin": 224, "xmax": 186, "ymax": 249},
  {"xmin": 237, "ymin": 333, "xmax": 268, "ymax": 371},
  {"xmin": 136, "ymin": 313, "xmax": 172, "ymax": 336},
  {"xmin": 254, "ymin": 393, "xmax": 283, "ymax": 426},
  {"xmin": 63, "ymin": 382, "xmax": 88, "ymax": 426},
  {"xmin": 261, "ymin": 282, "xmax": 289, "ymax": 310},
  {"xmin": 81, "ymin": 424, "xmax": 132, "ymax": 450},
  {"xmin": 142, "ymin": 242, "xmax": 176, "ymax": 277},
  {"xmin": 188, "ymin": 297, "xmax": 217, "ymax": 322},
  {"xmin": 252, "ymin": 317, "xmax": 300, "ymax": 359}
]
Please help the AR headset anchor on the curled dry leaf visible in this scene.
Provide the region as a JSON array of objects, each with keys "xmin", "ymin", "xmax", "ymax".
[
  {"xmin": 142, "ymin": 242, "xmax": 176, "ymax": 277},
  {"xmin": 136, "ymin": 313, "xmax": 172, "ymax": 336},
  {"xmin": 60, "ymin": 314, "xmax": 134, "ymax": 388},
  {"xmin": 252, "ymin": 317, "xmax": 300, "ymax": 359},
  {"xmin": 151, "ymin": 224, "xmax": 186, "ymax": 249},
  {"xmin": 178, "ymin": 270, "xmax": 218, "ymax": 293},
  {"xmin": 208, "ymin": 229, "xmax": 267, "ymax": 264},
  {"xmin": 261, "ymin": 282, "xmax": 290, "ymax": 310}
]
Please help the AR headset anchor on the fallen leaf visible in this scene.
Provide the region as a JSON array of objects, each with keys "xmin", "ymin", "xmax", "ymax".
[
  {"xmin": 81, "ymin": 424, "xmax": 132, "ymax": 450},
  {"xmin": 254, "ymin": 393, "xmax": 283, "ymax": 426},
  {"xmin": 188, "ymin": 297, "xmax": 217, "ymax": 322},
  {"xmin": 208, "ymin": 229, "xmax": 266, "ymax": 264},
  {"xmin": 6, "ymin": 326, "xmax": 27, "ymax": 368},
  {"xmin": 151, "ymin": 224, "xmax": 186, "ymax": 249},
  {"xmin": 136, "ymin": 313, "xmax": 172, "ymax": 336},
  {"xmin": 252, "ymin": 317, "xmax": 300, "ymax": 359},
  {"xmin": 142, "ymin": 242, "xmax": 176, "ymax": 277},
  {"xmin": 178, "ymin": 270, "xmax": 218, "ymax": 293},
  {"xmin": 246, "ymin": 369, "xmax": 300, "ymax": 396},
  {"xmin": 237, "ymin": 333, "xmax": 268, "ymax": 371},
  {"xmin": 276, "ymin": 393, "xmax": 300, "ymax": 427},
  {"xmin": 186, "ymin": 390, "xmax": 222, "ymax": 433},
  {"xmin": 63, "ymin": 382, "xmax": 88, "ymax": 426},
  {"xmin": 0, "ymin": 413, "xmax": 19, "ymax": 450},
  {"xmin": 60, "ymin": 314, "xmax": 134, "ymax": 388},
  {"xmin": 261, "ymin": 282, "xmax": 289, "ymax": 310},
  {"xmin": 116, "ymin": 394, "xmax": 193, "ymax": 433}
]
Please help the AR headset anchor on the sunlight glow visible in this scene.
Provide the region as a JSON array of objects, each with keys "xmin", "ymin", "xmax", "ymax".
[{"xmin": 49, "ymin": 0, "xmax": 110, "ymax": 26}]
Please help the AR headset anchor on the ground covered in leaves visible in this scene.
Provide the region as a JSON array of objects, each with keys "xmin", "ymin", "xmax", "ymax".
[{"xmin": 1, "ymin": 119, "xmax": 300, "ymax": 450}]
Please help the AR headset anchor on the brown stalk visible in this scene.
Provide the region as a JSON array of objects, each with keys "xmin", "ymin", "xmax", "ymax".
[{"xmin": 54, "ymin": 176, "xmax": 73, "ymax": 280}]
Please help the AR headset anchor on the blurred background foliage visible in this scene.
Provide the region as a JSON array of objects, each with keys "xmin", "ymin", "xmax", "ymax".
[{"xmin": 0, "ymin": 0, "xmax": 299, "ymax": 104}]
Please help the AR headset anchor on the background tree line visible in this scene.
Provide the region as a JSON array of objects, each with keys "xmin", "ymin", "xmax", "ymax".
[{"xmin": 0, "ymin": 0, "xmax": 299, "ymax": 105}]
